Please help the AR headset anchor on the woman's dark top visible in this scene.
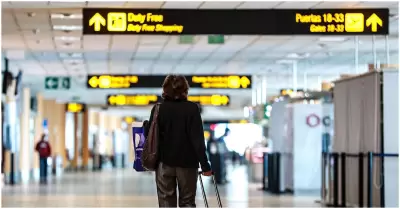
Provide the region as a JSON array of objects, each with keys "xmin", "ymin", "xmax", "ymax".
[{"xmin": 144, "ymin": 98, "xmax": 211, "ymax": 172}]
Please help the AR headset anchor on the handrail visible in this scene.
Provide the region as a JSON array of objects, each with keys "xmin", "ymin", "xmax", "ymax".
[{"xmin": 322, "ymin": 151, "xmax": 399, "ymax": 208}]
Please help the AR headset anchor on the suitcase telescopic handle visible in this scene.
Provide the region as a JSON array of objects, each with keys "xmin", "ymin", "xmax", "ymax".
[{"xmin": 198, "ymin": 171, "xmax": 222, "ymax": 208}]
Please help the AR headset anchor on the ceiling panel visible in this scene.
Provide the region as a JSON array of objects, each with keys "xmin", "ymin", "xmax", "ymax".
[
  {"xmin": 87, "ymin": 1, "xmax": 127, "ymax": 8},
  {"xmin": 151, "ymin": 63, "xmax": 173, "ymax": 74},
  {"xmin": 26, "ymin": 39, "xmax": 54, "ymax": 50},
  {"xmin": 162, "ymin": 1, "xmax": 203, "ymax": 9},
  {"xmin": 2, "ymin": 34, "xmax": 26, "ymax": 49},
  {"xmin": 238, "ymin": 1, "xmax": 282, "ymax": 9},
  {"xmin": 354, "ymin": 1, "xmax": 398, "ymax": 8},
  {"xmin": 83, "ymin": 36, "xmax": 110, "ymax": 51},
  {"xmin": 125, "ymin": 1, "xmax": 165, "ymax": 8},
  {"xmin": 200, "ymin": 1, "xmax": 243, "ymax": 9},
  {"xmin": 312, "ymin": 1, "xmax": 359, "ymax": 8},
  {"xmin": 109, "ymin": 61, "xmax": 130, "ymax": 73},
  {"xmin": 6, "ymin": 1, "xmax": 50, "ymax": 8},
  {"xmin": 85, "ymin": 52, "xmax": 108, "ymax": 60},
  {"xmin": 110, "ymin": 35, "xmax": 139, "ymax": 51},
  {"xmin": 110, "ymin": 52, "xmax": 132, "ymax": 60},
  {"xmin": 48, "ymin": 2, "xmax": 87, "ymax": 7},
  {"xmin": 275, "ymin": 1, "xmax": 321, "ymax": 9}
]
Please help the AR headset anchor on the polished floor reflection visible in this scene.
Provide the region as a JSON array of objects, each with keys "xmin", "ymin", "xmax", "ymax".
[{"xmin": 2, "ymin": 165, "xmax": 321, "ymax": 207}]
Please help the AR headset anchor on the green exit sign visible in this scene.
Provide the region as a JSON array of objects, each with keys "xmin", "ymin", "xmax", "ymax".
[
  {"xmin": 264, "ymin": 104, "xmax": 272, "ymax": 120},
  {"xmin": 208, "ymin": 35, "xmax": 224, "ymax": 44},
  {"xmin": 45, "ymin": 77, "xmax": 71, "ymax": 90},
  {"xmin": 179, "ymin": 35, "xmax": 194, "ymax": 44}
]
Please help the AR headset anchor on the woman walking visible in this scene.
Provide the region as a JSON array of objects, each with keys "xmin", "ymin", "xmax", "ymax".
[{"xmin": 145, "ymin": 75, "xmax": 212, "ymax": 207}]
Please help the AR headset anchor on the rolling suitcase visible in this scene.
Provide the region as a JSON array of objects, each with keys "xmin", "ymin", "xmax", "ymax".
[{"xmin": 198, "ymin": 171, "xmax": 223, "ymax": 208}]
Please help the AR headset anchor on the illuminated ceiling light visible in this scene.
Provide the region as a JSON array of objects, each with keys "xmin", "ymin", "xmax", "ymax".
[
  {"xmin": 51, "ymin": 13, "xmax": 83, "ymax": 19},
  {"xmin": 286, "ymin": 53, "xmax": 310, "ymax": 59},
  {"xmin": 276, "ymin": 59, "xmax": 294, "ymax": 64},
  {"xmin": 64, "ymin": 59, "xmax": 84, "ymax": 65},
  {"xmin": 286, "ymin": 53, "xmax": 301, "ymax": 59},
  {"xmin": 54, "ymin": 36, "xmax": 81, "ymax": 42},
  {"xmin": 318, "ymin": 37, "xmax": 348, "ymax": 42},
  {"xmin": 60, "ymin": 53, "xmax": 83, "ymax": 58},
  {"xmin": 53, "ymin": 25, "xmax": 83, "ymax": 31}
]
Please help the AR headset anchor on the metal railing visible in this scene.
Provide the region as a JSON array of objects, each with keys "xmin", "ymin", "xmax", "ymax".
[{"xmin": 322, "ymin": 151, "xmax": 398, "ymax": 208}]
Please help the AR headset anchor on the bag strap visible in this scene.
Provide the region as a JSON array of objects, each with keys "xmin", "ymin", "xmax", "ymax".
[{"xmin": 152, "ymin": 103, "xmax": 161, "ymax": 122}]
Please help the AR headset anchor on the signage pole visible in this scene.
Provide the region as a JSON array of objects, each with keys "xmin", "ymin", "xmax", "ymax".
[
  {"xmin": 385, "ymin": 35, "xmax": 390, "ymax": 65},
  {"xmin": 355, "ymin": 36, "xmax": 359, "ymax": 74},
  {"xmin": 252, "ymin": 75, "xmax": 257, "ymax": 106},
  {"xmin": 292, "ymin": 61, "xmax": 298, "ymax": 93},
  {"xmin": 317, "ymin": 76, "xmax": 322, "ymax": 91},
  {"xmin": 372, "ymin": 35, "xmax": 377, "ymax": 69},
  {"xmin": 304, "ymin": 71, "xmax": 308, "ymax": 91},
  {"xmin": 256, "ymin": 76, "xmax": 262, "ymax": 105},
  {"xmin": 261, "ymin": 76, "xmax": 267, "ymax": 104}
]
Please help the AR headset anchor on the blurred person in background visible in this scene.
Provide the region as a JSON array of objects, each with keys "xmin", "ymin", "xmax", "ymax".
[
  {"xmin": 217, "ymin": 128, "xmax": 230, "ymax": 183},
  {"xmin": 35, "ymin": 134, "xmax": 51, "ymax": 184}
]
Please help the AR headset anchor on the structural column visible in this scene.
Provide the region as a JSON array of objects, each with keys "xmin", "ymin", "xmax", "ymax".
[
  {"xmin": 72, "ymin": 112, "xmax": 79, "ymax": 170},
  {"xmin": 4, "ymin": 79, "xmax": 18, "ymax": 184},
  {"xmin": 292, "ymin": 61, "xmax": 298, "ymax": 92},
  {"xmin": 57, "ymin": 104, "xmax": 66, "ymax": 169},
  {"xmin": 33, "ymin": 93, "xmax": 44, "ymax": 177},
  {"xmin": 251, "ymin": 76, "xmax": 257, "ymax": 106},
  {"xmin": 261, "ymin": 76, "xmax": 267, "ymax": 104},
  {"xmin": 19, "ymin": 88, "xmax": 31, "ymax": 182},
  {"xmin": 128, "ymin": 122, "xmax": 134, "ymax": 163},
  {"xmin": 82, "ymin": 109, "xmax": 89, "ymax": 169}
]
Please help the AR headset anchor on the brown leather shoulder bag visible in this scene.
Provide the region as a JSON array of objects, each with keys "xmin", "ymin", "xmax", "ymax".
[{"xmin": 141, "ymin": 104, "xmax": 160, "ymax": 171}]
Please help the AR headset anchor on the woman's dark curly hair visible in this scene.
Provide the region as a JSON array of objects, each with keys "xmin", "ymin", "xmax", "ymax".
[{"xmin": 162, "ymin": 75, "xmax": 189, "ymax": 100}]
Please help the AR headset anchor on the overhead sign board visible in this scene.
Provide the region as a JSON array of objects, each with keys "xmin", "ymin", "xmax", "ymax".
[
  {"xmin": 66, "ymin": 103, "xmax": 86, "ymax": 113},
  {"xmin": 88, "ymin": 75, "xmax": 251, "ymax": 89},
  {"xmin": 188, "ymin": 94, "xmax": 230, "ymax": 106},
  {"xmin": 83, "ymin": 8, "xmax": 388, "ymax": 35},
  {"xmin": 124, "ymin": 116, "xmax": 136, "ymax": 124},
  {"xmin": 280, "ymin": 89, "xmax": 305, "ymax": 96},
  {"xmin": 107, "ymin": 94, "xmax": 230, "ymax": 106},
  {"xmin": 107, "ymin": 94, "xmax": 159, "ymax": 106}
]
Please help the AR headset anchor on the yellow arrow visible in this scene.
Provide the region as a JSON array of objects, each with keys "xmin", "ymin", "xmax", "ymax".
[
  {"xmin": 221, "ymin": 95, "xmax": 229, "ymax": 105},
  {"xmin": 366, "ymin": 13, "xmax": 382, "ymax": 32},
  {"xmin": 240, "ymin": 76, "xmax": 250, "ymax": 88},
  {"xmin": 211, "ymin": 95, "xmax": 221, "ymax": 106},
  {"xmin": 108, "ymin": 96, "xmax": 116, "ymax": 105},
  {"xmin": 89, "ymin": 13, "xmax": 106, "ymax": 32},
  {"xmin": 88, "ymin": 76, "xmax": 98, "ymax": 88}
]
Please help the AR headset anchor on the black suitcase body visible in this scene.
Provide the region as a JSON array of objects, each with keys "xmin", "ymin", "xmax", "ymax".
[{"xmin": 198, "ymin": 171, "xmax": 223, "ymax": 208}]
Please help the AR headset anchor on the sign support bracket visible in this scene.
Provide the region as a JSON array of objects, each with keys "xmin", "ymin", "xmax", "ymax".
[
  {"xmin": 385, "ymin": 35, "xmax": 390, "ymax": 65},
  {"xmin": 372, "ymin": 35, "xmax": 377, "ymax": 69},
  {"xmin": 304, "ymin": 71, "xmax": 308, "ymax": 91},
  {"xmin": 355, "ymin": 36, "xmax": 359, "ymax": 74},
  {"xmin": 292, "ymin": 61, "xmax": 298, "ymax": 93}
]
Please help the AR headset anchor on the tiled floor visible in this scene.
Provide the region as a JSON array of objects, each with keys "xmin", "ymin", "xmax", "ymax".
[{"xmin": 2, "ymin": 165, "xmax": 322, "ymax": 207}]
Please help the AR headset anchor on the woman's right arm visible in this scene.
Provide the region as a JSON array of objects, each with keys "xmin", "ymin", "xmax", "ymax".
[{"xmin": 189, "ymin": 105, "xmax": 211, "ymax": 172}]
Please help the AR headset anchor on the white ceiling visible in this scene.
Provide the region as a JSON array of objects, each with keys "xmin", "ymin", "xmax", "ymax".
[{"xmin": 1, "ymin": 1, "xmax": 399, "ymax": 111}]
